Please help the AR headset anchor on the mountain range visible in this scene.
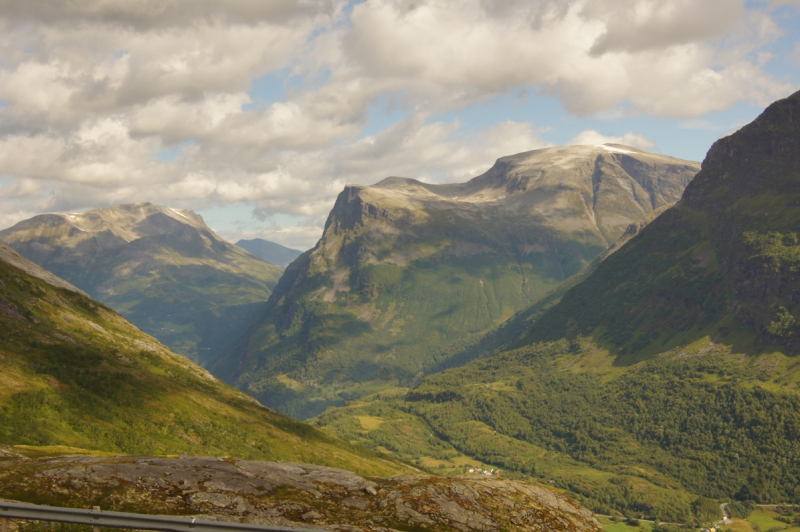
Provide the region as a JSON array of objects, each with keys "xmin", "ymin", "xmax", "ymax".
[
  {"xmin": 0, "ymin": 241, "xmax": 406, "ymax": 476},
  {"xmin": 313, "ymin": 91, "xmax": 800, "ymax": 523},
  {"xmin": 0, "ymin": 239, "xmax": 603, "ymax": 531},
  {"xmin": 4, "ymin": 89, "xmax": 798, "ymax": 528},
  {"xmin": 236, "ymin": 238, "xmax": 303, "ymax": 268},
  {"xmin": 0, "ymin": 203, "xmax": 283, "ymax": 365},
  {"xmin": 212, "ymin": 144, "xmax": 700, "ymax": 418}
]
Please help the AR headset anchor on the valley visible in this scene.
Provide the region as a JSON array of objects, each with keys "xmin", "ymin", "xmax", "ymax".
[
  {"xmin": 0, "ymin": 203, "xmax": 283, "ymax": 365},
  {"xmin": 213, "ymin": 144, "xmax": 700, "ymax": 419},
  {"xmin": 0, "ymin": 242, "xmax": 400, "ymax": 476},
  {"xmin": 1, "ymin": 89, "xmax": 797, "ymax": 532},
  {"xmin": 311, "ymin": 90, "xmax": 800, "ymax": 526},
  {"xmin": 2, "ymin": 4, "xmax": 799, "ymax": 532}
]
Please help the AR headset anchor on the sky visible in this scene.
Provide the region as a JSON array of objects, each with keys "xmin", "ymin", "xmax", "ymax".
[{"xmin": 0, "ymin": 0, "xmax": 798, "ymax": 251}]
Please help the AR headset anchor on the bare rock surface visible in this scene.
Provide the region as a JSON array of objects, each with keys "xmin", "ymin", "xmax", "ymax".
[{"xmin": 0, "ymin": 456, "xmax": 600, "ymax": 532}]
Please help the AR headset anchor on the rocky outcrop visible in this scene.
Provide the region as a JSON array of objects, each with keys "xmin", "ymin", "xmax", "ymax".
[{"xmin": 0, "ymin": 456, "xmax": 600, "ymax": 532}]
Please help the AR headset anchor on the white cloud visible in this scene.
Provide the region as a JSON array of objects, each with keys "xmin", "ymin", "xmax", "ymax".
[
  {"xmin": 584, "ymin": 0, "xmax": 745, "ymax": 54},
  {"xmin": 0, "ymin": 0, "xmax": 796, "ymax": 248},
  {"xmin": 568, "ymin": 130, "xmax": 657, "ymax": 151},
  {"xmin": 337, "ymin": 0, "xmax": 792, "ymax": 117}
]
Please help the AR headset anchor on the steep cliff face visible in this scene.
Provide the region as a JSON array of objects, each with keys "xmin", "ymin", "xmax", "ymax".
[
  {"xmin": 0, "ymin": 203, "xmax": 283, "ymax": 364},
  {"xmin": 216, "ymin": 145, "xmax": 699, "ymax": 419}
]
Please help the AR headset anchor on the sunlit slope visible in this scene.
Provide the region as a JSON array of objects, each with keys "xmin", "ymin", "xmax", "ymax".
[
  {"xmin": 0, "ymin": 243, "xmax": 404, "ymax": 477},
  {"xmin": 216, "ymin": 145, "xmax": 699, "ymax": 419},
  {"xmin": 0, "ymin": 203, "xmax": 283, "ymax": 364},
  {"xmin": 314, "ymin": 91, "xmax": 800, "ymax": 520}
]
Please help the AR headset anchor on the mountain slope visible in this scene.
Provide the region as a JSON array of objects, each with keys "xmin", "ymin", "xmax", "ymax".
[
  {"xmin": 526, "ymin": 94, "xmax": 800, "ymax": 357},
  {"xmin": 0, "ymin": 203, "xmax": 283, "ymax": 365},
  {"xmin": 314, "ymin": 91, "xmax": 800, "ymax": 520},
  {"xmin": 236, "ymin": 238, "xmax": 303, "ymax": 268},
  {"xmin": 0, "ymin": 242, "xmax": 403, "ymax": 477},
  {"xmin": 215, "ymin": 144, "xmax": 699, "ymax": 419}
]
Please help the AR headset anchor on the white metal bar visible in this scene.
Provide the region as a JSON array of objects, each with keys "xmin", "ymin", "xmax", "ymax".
[{"xmin": 0, "ymin": 501, "xmax": 325, "ymax": 532}]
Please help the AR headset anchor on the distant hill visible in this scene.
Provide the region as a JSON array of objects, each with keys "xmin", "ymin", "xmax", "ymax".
[
  {"xmin": 236, "ymin": 238, "xmax": 303, "ymax": 268},
  {"xmin": 0, "ymin": 203, "xmax": 283, "ymax": 365},
  {"xmin": 214, "ymin": 144, "xmax": 700, "ymax": 419},
  {"xmin": 314, "ymin": 91, "xmax": 800, "ymax": 522},
  {"xmin": 0, "ymin": 242, "xmax": 405, "ymax": 476}
]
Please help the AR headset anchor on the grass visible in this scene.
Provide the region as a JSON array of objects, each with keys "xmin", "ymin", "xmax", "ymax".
[
  {"xmin": 0, "ymin": 255, "xmax": 409, "ymax": 478},
  {"xmin": 600, "ymin": 519, "xmax": 655, "ymax": 532}
]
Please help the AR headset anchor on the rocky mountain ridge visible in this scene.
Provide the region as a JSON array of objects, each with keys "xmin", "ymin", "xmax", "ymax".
[
  {"xmin": 0, "ymin": 454, "xmax": 600, "ymax": 532},
  {"xmin": 0, "ymin": 203, "xmax": 283, "ymax": 364},
  {"xmin": 214, "ymin": 144, "xmax": 699, "ymax": 419}
]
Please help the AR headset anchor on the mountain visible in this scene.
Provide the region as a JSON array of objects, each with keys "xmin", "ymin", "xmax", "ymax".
[
  {"xmin": 0, "ymin": 203, "xmax": 283, "ymax": 365},
  {"xmin": 0, "ymin": 241, "xmax": 404, "ymax": 477},
  {"xmin": 213, "ymin": 144, "xmax": 700, "ymax": 419},
  {"xmin": 314, "ymin": 91, "xmax": 800, "ymax": 522},
  {"xmin": 0, "ymin": 455, "xmax": 600, "ymax": 532},
  {"xmin": 236, "ymin": 238, "xmax": 303, "ymax": 268}
]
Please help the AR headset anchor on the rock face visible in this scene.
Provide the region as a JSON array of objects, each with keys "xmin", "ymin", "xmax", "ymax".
[
  {"xmin": 214, "ymin": 144, "xmax": 699, "ymax": 419},
  {"xmin": 0, "ymin": 455, "xmax": 600, "ymax": 532},
  {"xmin": 0, "ymin": 203, "xmax": 283, "ymax": 364}
]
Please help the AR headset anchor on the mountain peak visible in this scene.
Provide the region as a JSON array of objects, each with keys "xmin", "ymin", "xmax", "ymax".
[
  {"xmin": 219, "ymin": 143, "xmax": 700, "ymax": 418},
  {"xmin": 0, "ymin": 202, "xmax": 284, "ymax": 364},
  {"xmin": 51, "ymin": 203, "xmax": 207, "ymax": 242}
]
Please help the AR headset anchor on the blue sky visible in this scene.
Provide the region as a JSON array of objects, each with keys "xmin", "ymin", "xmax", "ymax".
[{"xmin": 0, "ymin": 0, "xmax": 798, "ymax": 250}]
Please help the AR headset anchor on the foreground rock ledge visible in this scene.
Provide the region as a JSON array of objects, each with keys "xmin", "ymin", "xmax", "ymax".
[{"xmin": 0, "ymin": 456, "xmax": 600, "ymax": 532}]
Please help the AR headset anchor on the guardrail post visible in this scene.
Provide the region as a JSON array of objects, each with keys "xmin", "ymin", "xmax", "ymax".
[
  {"xmin": 2, "ymin": 516, "xmax": 8, "ymax": 532},
  {"xmin": 92, "ymin": 506, "xmax": 100, "ymax": 532}
]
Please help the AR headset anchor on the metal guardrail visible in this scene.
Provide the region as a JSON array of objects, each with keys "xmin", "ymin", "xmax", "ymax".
[{"xmin": 0, "ymin": 501, "xmax": 327, "ymax": 532}]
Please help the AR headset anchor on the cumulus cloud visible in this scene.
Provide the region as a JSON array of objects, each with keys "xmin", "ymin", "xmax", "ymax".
[
  {"xmin": 338, "ymin": 0, "xmax": 792, "ymax": 116},
  {"xmin": 0, "ymin": 0, "xmax": 796, "ymax": 248},
  {"xmin": 584, "ymin": 0, "xmax": 745, "ymax": 54}
]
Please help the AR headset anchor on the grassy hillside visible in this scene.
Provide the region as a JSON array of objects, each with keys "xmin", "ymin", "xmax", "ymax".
[
  {"xmin": 216, "ymin": 146, "xmax": 699, "ymax": 419},
  {"xmin": 0, "ymin": 242, "xmax": 405, "ymax": 477},
  {"xmin": 313, "ymin": 90, "xmax": 800, "ymax": 522},
  {"xmin": 0, "ymin": 203, "xmax": 283, "ymax": 365}
]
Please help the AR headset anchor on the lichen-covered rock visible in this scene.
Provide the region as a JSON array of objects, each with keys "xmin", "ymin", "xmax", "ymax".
[{"xmin": 0, "ymin": 456, "xmax": 600, "ymax": 532}]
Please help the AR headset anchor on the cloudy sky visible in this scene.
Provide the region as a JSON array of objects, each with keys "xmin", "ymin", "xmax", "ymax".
[{"xmin": 0, "ymin": 0, "xmax": 798, "ymax": 250}]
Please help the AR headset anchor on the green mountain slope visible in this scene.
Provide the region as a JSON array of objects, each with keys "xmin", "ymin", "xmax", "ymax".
[
  {"xmin": 236, "ymin": 238, "xmax": 303, "ymax": 268},
  {"xmin": 215, "ymin": 145, "xmax": 699, "ymax": 419},
  {"xmin": 0, "ymin": 242, "xmax": 404, "ymax": 477},
  {"xmin": 0, "ymin": 203, "xmax": 283, "ymax": 365},
  {"xmin": 313, "ymin": 91, "xmax": 800, "ymax": 522}
]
